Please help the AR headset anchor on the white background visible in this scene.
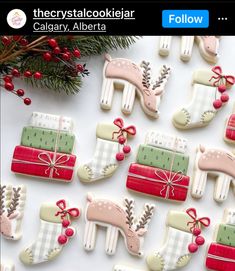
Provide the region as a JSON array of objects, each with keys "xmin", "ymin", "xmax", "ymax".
[{"xmin": 1, "ymin": 36, "xmax": 235, "ymax": 271}]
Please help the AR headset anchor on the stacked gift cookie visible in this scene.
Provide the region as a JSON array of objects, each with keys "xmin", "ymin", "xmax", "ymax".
[
  {"xmin": 11, "ymin": 112, "xmax": 76, "ymax": 182},
  {"xmin": 126, "ymin": 131, "xmax": 190, "ymax": 202},
  {"xmin": 206, "ymin": 209, "xmax": 235, "ymax": 271}
]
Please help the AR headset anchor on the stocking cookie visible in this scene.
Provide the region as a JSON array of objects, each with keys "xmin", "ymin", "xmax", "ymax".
[
  {"xmin": 172, "ymin": 66, "xmax": 235, "ymax": 129},
  {"xmin": 100, "ymin": 54, "xmax": 171, "ymax": 118},
  {"xmin": 206, "ymin": 208, "xmax": 235, "ymax": 271},
  {"xmin": 77, "ymin": 118, "xmax": 136, "ymax": 182},
  {"xmin": 224, "ymin": 103, "xmax": 235, "ymax": 144},
  {"xmin": 191, "ymin": 145, "xmax": 235, "ymax": 202},
  {"xmin": 83, "ymin": 193, "xmax": 155, "ymax": 256},
  {"xmin": 1, "ymin": 261, "xmax": 15, "ymax": 271},
  {"xmin": 146, "ymin": 208, "xmax": 210, "ymax": 271},
  {"xmin": 0, "ymin": 184, "xmax": 26, "ymax": 240},
  {"xmin": 19, "ymin": 199, "xmax": 80, "ymax": 265},
  {"xmin": 113, "ymin": 265, "xmax": 143, "ymax": 271}
]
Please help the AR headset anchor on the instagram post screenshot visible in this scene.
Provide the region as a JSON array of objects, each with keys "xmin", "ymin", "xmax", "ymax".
[{"xmin": 0, "ymin": 1, "xmax": 235, "ymax": 271}]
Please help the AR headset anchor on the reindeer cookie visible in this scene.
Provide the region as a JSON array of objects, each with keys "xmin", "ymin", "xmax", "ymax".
[
  {"xmin": 100, "ymin": 54, "xmax": 171, "ymax": 118},
  {"xmin": 172, "ymin": 66, "xmax": 235, "ymax": 129},
  {"xmin": 0, "ymin": 184, "xmax": 26, "ymax": 240},
  {"xmin": 83, "ymin": 193, "xmax": 155, "ymax": 256},
  {"xmin": 159, "ymin": 36, "xmax": 220, "ymax": 63},
  {"xmin": 147, "ymin": 208, "xmax": 210, "ymax": 271},
  {"xmin": 191, "ymin": 145, "xmax": 235, "ymax": 202},
  {"xmin": 1, "ymin": 261, "xmax": 15, "ymax": 271},
  {"xmin": 19, "ymin": 199, "xmax": 80, "ymax": 265}
]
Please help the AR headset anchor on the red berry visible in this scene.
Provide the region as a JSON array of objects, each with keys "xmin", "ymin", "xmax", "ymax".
[
  {"xmin": 123, "ymin": 145, "xmax": 131, "ymax": 154},
  {"xmin": 34, "ymin": 72, "xmax": 42, "ymax": 79},
  {"xmin": 220, "ymin": 93, "xmax": 229, "ymax": 103},
  {"xmin": 116, "ymin": 152, "xmax": 125, "ymax": 161},
  {"xmin": 58, "ymin": 234, "xmax": 68, "ymax": 245},
  {"xmin": 24, "ymin": 98, "xmax": 31, "ymax": 105},
  {"xmin": 48, "ymin": 38, "xmax": 58, "ymax": 48},
  {"xmin": 1, "ymin": 36, "xmax": 11, "ymax": 46},
  {"xmin": 24, "ymin": 70, "xmax": 32, "ymax": 77},
  {"xmin": 73, "ymin": 49, "xmax": 81, "ymax": 58},
  {"xmin": 53, "ymin": 46, "xmax": 61, "ymax": 54},
  {"xmin": 218, "ymin": 84, "xmax": 226, "ymax": 93},
  {"xmin": 62, "ymin": 219, "xmax": 70, "ymax": 228},
  {"xmin": 195, "ymin": 236, "xmax": 205, "ymax": 246},
  {"xmin": 188, "ymin": 243, "xmax": 198, "ymax": 253},
  {"xmin": 77, "ymin": 64, "xmax": 84, "ymax": 72},
  {"xmin": 3, "ymin": 76, "xmax": 12, "ymax": 82},
  {"xmin": 62, "ymin": 47, "xmax": 69, "ymax": 52},
  {"xmin": 213, "ymin": 99, "xmax": 222, "ymax": 109},
  {"xmin": 19, "ymin": 38, "xmax": 28, "ymax": 46},
  {"xmin": 192, "ymin": 228, "xmax": 201, "ymax": 236},
  {"xmin": 65, "ymin": 228, "xmax": 75, "ymax": 237},
  {"xmin": 11, "ymin": 68, "xmax": 20, "ymax": 77},
  {"xmin": 4, "ymin": 82, "xmax": 14, "ymax": 91},
  {"xmin": 13, "ymin": 35, "xmax": 22, "ymax": 41},
  {"xmin": 43, "ymin": 52, "xmax": 52, "ymax": 62},
  {"xmin": 16, "ymin": 89, "xmax": 24, "ymax": 96},
  {"xmin": 118, "ymin": 136, "xmax": 126, "ymax": 145},
  {"xmin": 62, "ymin": 53, "xmax": 70, "ymax": 61}
]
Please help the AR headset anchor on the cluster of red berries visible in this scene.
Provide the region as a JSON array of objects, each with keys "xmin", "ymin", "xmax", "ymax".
[
  {"xmin": 1, "ymin": 36, "xmax": 28, "ymax": 46},
  {"xmin": 2, "ymin": 68, "xmax": 42, "ymax": 105},
  {"xmin": 57, "ymin": 219, "xmax": 75, "ymax": 245},
  {"xmin": 188, "ymin": 227, "xmax": 205, "ymax": 253},
  {"xmin": 116, "ymin": 136, "xmax": 131, "ymax": 162},
  {"xmin": 213, "ymin": 84, "xmax": 229, "ymax": 109}
]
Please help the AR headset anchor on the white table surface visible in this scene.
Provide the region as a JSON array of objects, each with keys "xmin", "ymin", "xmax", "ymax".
[{"xmin": 1, "ymin": 36, "xmax": 235, "ymax": 271}]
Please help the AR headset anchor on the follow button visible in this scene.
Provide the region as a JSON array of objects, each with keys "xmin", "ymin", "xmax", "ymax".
[{"xmin": 162, "ymin": 10, "xmax": 209, "ymax": 28}]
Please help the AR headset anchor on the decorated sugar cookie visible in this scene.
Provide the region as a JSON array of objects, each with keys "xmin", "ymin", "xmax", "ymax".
[
  {"xmin": 77, "ymin": 118, "xmax": 136, "ymax": 182},
  {"xmin": 126, "ymin": 131, "xmax": 190, "ymax": 202},
  {"xmin": 0, "ymin": 184, "xmax": 26, "ymax": 240},
  {"xmin": 1, "ymin": 261, "xmax": 15, "ymax": 271},
  {"xmin": 146, "ymin": 208, "xmax": 210, "ymax": 271},
  {"xmin": 159, "ymin": 36, "xmax": 220, "ymax": 63},
  {"xmin": 206, "ymin": 208, "xmax": 235, "ymax": 271},
  {"xmin": 100, "ymin": 54, "xmax": 171, "ymax": 118},
  {"xmin": 83, "ymin": 193, "xmax": 155, "ymax": 256},
  {"xmin": 113, "ymin": 265, "xmax": 143, "ymax": 271},
  {"xmin": 172, "ymin": 66, "xmax": 235, "ymax": 129},
  {"xmin": 224, "ymin": 103, "xmax": 235, "ymax": 144},
  {"xmin": 191, "ymin": 145, "xmax": 235, "ymax": 202},
  {"xmin": 19, "ymin": 199, "xmax": 80, "ymax": 265},
  {"xmin": 11, "ymin": 112, "xmax": 76, "ymax": 182}
]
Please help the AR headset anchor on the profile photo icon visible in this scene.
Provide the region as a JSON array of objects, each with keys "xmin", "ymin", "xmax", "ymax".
[{"xmin": 7, "ymin": 9, "xmax": 27, "ymax": 29}]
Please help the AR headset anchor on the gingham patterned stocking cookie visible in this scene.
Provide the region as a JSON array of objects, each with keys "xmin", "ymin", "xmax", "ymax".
[
  {"xmin": 77, "ymin": 118, "xmax": 136, "ymax": 182},
  {"xmin": 19, "ymin": 199, "xmax": 80, "ymax": 265},
  {"xmin": 146, "ymin": 208, "xmax": 210, "ymax": 271},
  {"xmin": 173, "ymin": 67, "xmax": 234, "ymax": 129}
]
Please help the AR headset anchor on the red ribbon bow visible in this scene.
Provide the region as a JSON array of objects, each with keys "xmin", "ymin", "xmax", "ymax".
[
  {"xmin": 55, "ymin": 199, "xmax": 80, "ymax": 219},
  {"xmin": 209, "ymin": 66, "xmax": 235, "ymax": 86},
  {"xmin": 112, "ymin": 118, "xmax": 136, "ymax": 139},
  {"xmin": 186, "ymin": 208, "xmax": 210, "ymax": 232}
]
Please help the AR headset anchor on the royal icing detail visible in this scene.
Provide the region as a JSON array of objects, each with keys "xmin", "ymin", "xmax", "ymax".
[
  {"xmin": 83, "ymin": 193, "xmax": 154, "ymax": 256},
  {"xmin": 100, "ymin": 54, "xmax": 171, "ymax": 118},
  {"xmin": 146, "ymin": 208, "xmax": 210, "ymax": 271},
  {"xmin": 159, "ymin": 36, "xmax": 220, "ymax": 63},
  {"xmin": 19, "ymin": 199, "xmax": 80, "ymax": 265},
  {"xmin": 206, "ymin": 209, "xmax": 235, "ymax": 271},
  {"xmin": 172, "ymin": 66, "xmax": 235, "ymax": 129},
  {"xmin": 191, "ymin": 145, "xmax": 235, "ymax": 202},
  {"xmin": 224, "ymin": 103, "xmax": 235, "ymax": 144},
  {"xmin": 0, "ymin": 184, "xmax": 26, "ymax": 240},
  {"xmin": 77, "ymin": 118, "xmax": 136, "ymax": 183}
]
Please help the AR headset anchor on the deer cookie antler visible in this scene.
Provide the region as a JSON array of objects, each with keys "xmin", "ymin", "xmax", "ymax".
[
  {"xmin": 153, "ymin": 65, "xmax": 171, "ymax": 92},
  {"xmin": 0, "ymin": 185, "xmax": 6, "ymax": 215},
  {"xmin": 136, "ymin": 204, "xmax": 155, "ymax": 231},
  {"xmin": 141, "ymin": 61, "xmax": 151, "ymax": 90},
  {"xmin": 125, "ymin": 198, "xmax": 135, "ymax": 228},
  {"xmin": 7, "ymin": 187, "xmax": 21, "ymax": 217}
]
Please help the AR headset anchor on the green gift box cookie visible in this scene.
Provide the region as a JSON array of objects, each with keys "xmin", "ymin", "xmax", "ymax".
[
  {"xmin": 136, "ymin": 144, "xmax": 189, "ymax": 175},
  {"xmin": 21, "ymin": 127, "xmax": 75, "ymax": 154},
  {"xmin": 216, "ymin": 223, "xmax": 235, "ymax": 247}
]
